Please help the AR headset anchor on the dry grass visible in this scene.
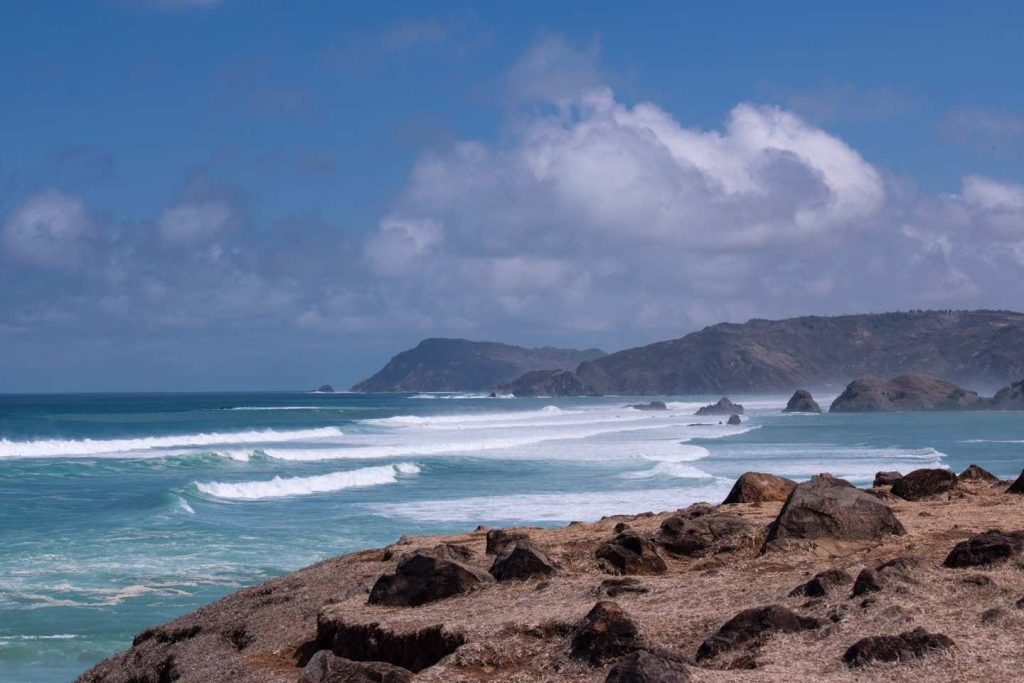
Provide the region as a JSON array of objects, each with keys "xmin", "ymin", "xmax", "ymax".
[{"xmin": 80, "ymin": 481, "xmax": 1024, "ymax": 682}]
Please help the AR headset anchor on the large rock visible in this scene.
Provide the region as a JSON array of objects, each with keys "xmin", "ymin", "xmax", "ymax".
[
  {"xmin": 314, "ymin": 384, "xmax": 335, "ymax": 393},
  {"xmin": 605, "ymin": 650, "xmax": 690, "ymax": 682},
  {"xmin": 763, "ymin": 475, "xmax": 906, "ymax": 549},
  {"xmin": 485, "ymin": 528, "xmax": 529, "ymax": 555},
  {"xmin": 299, "ymin": 650, "xmax": 412, "ymax": 683},
  {"xmin": 788, "ymin": 568, "xmax": 853, "ymax": 598},
  {"xmin": 696, "ymin": 398, "xmax": 744, "ymax": 416},
  {"xmin": 851, "ymin": 556, "xmax": 924, "ymax": 596},
  {"xmin": 959, "ymin": 464, "xmax": 998, "ymax": 483},
  {"xmin": 313, "ymin": 618, "xmax": 465, "ymax": 674},
  {"xmin": 722, "ymin": 472, "xmax": 797, "ymax": 505},
  {"xmin": 655, "ymin": 508, "xmax": 751, "ymax": 556},
  {"xmin": 873, "ymin": 471, "xmax": 902, "ymax": 487},
  {"xmin": 597, "ymin": 530, "xmax": 668, "ymax": 575},
  {"xmin": 570, "ymin": 601, "xmax": 643, "ymax": 665},
  {"xmin": 1007, "ymin": 470, "xmax": 1024, "ymax": 494},
  {"xmin": 829, "ymin": 373, "xmax": 983, "ymax": 412},
  {"xmin": 499, "ymin": 369, "xmax": 600, "ymax": 398},
  {"xmin": 891, "ymin": 468, "xmax": 958, "ymax": 500},
  {"xmin": 988, "ymin": 378, "xmax": 1024, "ymax": 410},
  {"xmin": 489, "ymin": 541, "xmax": 555, "ymax": 581},
  {"xmin": 842, "ymin": 627, "xmax": 954, "ymax": 667},
  {"xmin": 695, "ymin": 605, "xmax": 821, "ymax": 661},
  {"xmin": 783, "ymin": 390, "xmax": 821, "ymax": 413},
  {"xmin": 727, "ymin": 414, "xmax": 742, "ymax": 425},
  {"xmin": 943, "ymin": 530, "xmax": 1024, "ymax": 568},
  {"xmin": 368, "ymin": 552, "xmax": 494, "ymax": 607},
  {"xmin": 628, "ymin": 401, "xmax": 668, "ymax": 411}
]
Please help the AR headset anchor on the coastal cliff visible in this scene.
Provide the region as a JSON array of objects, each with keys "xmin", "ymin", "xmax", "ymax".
[
  {"xmin": 351, "ymin": 339, "xmax": 606, "ymax": 393},
  {"xmin": 574, "ymin": 310, "xmax": 1024, "ymax": 395},
  {"xmin": 79, "ymin": 468, "xmax": 1024, "ymax": 682}
]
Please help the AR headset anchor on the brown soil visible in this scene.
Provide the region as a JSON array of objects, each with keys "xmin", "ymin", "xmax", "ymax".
[{"xmin": 78, "ymin": 479, "xmax": 1024, "ymax": 682}]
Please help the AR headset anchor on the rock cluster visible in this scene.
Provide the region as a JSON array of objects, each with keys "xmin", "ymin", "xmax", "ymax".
[{"xmin": 695, "ymin": 397, "xmax": 744, "ymax": 416}]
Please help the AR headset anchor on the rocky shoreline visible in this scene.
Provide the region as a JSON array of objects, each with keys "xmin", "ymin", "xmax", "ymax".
[{"xmin": 79, "ymin": 467, "xmax": 1024, "ymax": 682}]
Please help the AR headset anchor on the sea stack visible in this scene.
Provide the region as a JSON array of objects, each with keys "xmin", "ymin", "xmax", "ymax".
[
  {"xmin": 783, "ymin": 389, "xmax": 821, "ymax": 413},
  {"xmin": 696, "ymin": 397, "xmax": 744, "ymax": 416},
  {"xmin": 829, "ymin": 374, "xmax": 982, "ymax": 412}
]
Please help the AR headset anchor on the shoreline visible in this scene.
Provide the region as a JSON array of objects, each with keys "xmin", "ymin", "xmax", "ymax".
[{"xmin": 78, "ymin": 468, "xmax": 1024, "ymax": 682}]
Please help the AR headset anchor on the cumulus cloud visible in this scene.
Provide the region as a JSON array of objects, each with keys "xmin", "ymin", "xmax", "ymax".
[
  {"xmin": 2, "ymin": 190, "xmax": 90, "ymax": 269},
  {"xmin": 158, "ymin": 201, "xmax": 235, "ymax": 245}
]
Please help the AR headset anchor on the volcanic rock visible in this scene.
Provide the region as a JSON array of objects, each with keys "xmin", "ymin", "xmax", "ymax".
[
  {"xmin": 570, "ymin": 601, "xmax": 643, "ymax": 665},
  {"xmin": 789, "ymin": 569, "xmax": 853, "ymax": 598},
  {"xmin": 891, "ymin": 468, "xmax": 958, "ymax": 500},
  {"xmin": 873, "ymin": 471, "xmax": 902, "ymax": 487},
  {"xmin": 489, "ymin": 541, "xmax": 556, "ymax": 581},
  {"xmin": 722, "ymin": 472, "xmax": 797, "ymax": 505},
  {"xmin": 299, "ymin": 650, "xmax": 412, "ymax": 683},
  {"xmin": 763, "ymin": 475, "xmax": 906, "ymax": 549},
  {"xmin": 312, "ymin": 618, "xmax": 465, "ymax": 673},
  {"xmin": 597, "ymin": 529, "xmax": 668, "ymax": 575},
  {"xmin": 605, "ymin": 650, "xmax": 691, "ymax": 682},
  {"xmin": 696, "ymin": 605, "xmax": 821, "ymax": 661},
  {"xmin": 842, "ymin": 627, "xmax": 953, "ymax": 667},
  {"xmin": 655, "ymin": 511, "xmax": 751, "ymax": 556},
  {"xmin": 368, "ymin": 552, "xmax": 493, "ymax": 607},
  {"xmin": 628, "ymin": 401, "xmax": 668, "ymax": 411},
  {"xmin": 943, "ymin": 530, "xmax": 1024, "ymax": 568},
  {"xmin": 485, "ymin": 528, "xmax": 529, "ymax": 555},
  {"xmin": 1007, "ymin": 470, "xmax": 1024, "ymax": 494},
  {"xmin": 829, "ymin": 373, "xmax": 983, "ymax": 412},
  {"xmin": 959, "ymin": 464, "xmax": 999, "ymax": 483},
  {"xmin": 727, "ymin": 414, "xmax": 742, "ymax": 425},
  {"xmin": 696, "ymin": 398, "xmax": 744, "ymax": 416},
  {"xmin": 783, "ymin": 390, "xmax": 821, "ymax": 413}
]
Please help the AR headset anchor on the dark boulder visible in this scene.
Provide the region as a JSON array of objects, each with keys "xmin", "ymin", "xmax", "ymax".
[
  {"xmin": 842, "ymin": 627, "xmax": 953, "ymax": 667},
  {"xmin": 628, "ymin": 401, "xmax": 668, "ymax": 411},
  {"xmin": 655, "ymin": 511, "xmax": 751, "ymax": 557},
  {"xmin": 605, "ymin": 650, "xmax": 690, "ymax": 682},
  {"xmin": 727, "ymin": 414, "xmax": 742, "ymax": 425},
  {"xmin": 696, "ymin": 398, "xmax": 744, "ymax": 416},
  {"xmin": 312, "ymin": 619, "xmax": 465, "ymax": 674},
  {"xmin": 1007, "ymin": 470, "xmax": 1024, "ymax": 494},
  {"xmin": 789, "ymin": 568, "xmax": 853, "ymax": 598},
  {"xmin": 368, "ymin": 552, "xmax": 493, "ymax": 607},
  {"xmin": 852, "ymin": 556, "xmax": 924, "ymax": 596},
  {"xmin": 597, "ymin": 529, "xmax": 667, "ymax": 575},
  {"xmin": 783, "ymin": 390, "xmax": 821, "ymax": 413},
  {"xmin": 763, "ymin": 475, "xmax": 906, "ymax": 549},
  {"xmin": 597, "ymin": 577, "xmax": 649, "ymax": 598},
  {"xmin": 943, "ymin": 530, "xmax": 1024, "ymax": 568},
  {"xmin": 696, "ymin": 605, "xmax": 821, "ymax": 661},
  {"xmin": 829, "ymin": 373, "xmax": 983, "ymax": 412},
  {"xmin": 489, "ymin": 541, "xmax": 555, "ymax": 581},
  {"xmin": 959, "ymin": 464, "xmax": 998, "ymax": 483},
  {"xmin": 485, "ymin": 528, "xmax": 529, "ymax": 555},
  {"xmin": 891, "ymin": 468, "xmax": 957, "ymax": 500},
  {"xmin": 722, "ymin": 472, "xmax": 796, "ymax": 505},
  {"xmin": 570, "ymin": 601, "xmax": 643, "ymax": 665},
  {"xmin": 299, "ymin": 650, "xmax": 412, "ymax": 683},
  {"xmin": 873, "ymin": 471, "xmax": 902, "ymax": 487}
]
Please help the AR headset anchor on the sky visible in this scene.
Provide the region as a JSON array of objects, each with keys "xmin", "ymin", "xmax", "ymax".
[{"xmin": 1, "ymin": 1, "xmax": 1023, "ymax": 392}]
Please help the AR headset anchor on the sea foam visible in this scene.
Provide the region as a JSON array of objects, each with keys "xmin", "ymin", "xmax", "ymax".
[
  {"xmin": 194, "ymin": 463, "xmax": 420, "ymax": 500},
  {"xmin": 0, "ymin": 427, "xmax": 344, "ymax": 459}
]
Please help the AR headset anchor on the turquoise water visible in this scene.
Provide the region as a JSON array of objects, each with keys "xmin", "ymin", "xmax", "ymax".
[{"xmin": 1, "ymin": 391, "xmax": 1022, "ymax": 681}]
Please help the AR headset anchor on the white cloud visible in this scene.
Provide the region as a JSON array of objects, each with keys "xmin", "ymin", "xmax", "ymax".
[
  {"xmin": 2, "ymin": 190, "xmax": 89, "ymax": 269},
  {"xmin": 158, "ymin": 201, "xmax": 235, "ymax": 245},
  {"xmin": 364, "ymin": 217, "xmax": 443, "ymax": 276}
]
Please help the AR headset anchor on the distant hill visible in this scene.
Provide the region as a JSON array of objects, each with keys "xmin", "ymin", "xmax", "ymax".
[
  {"xmin": 575, "ymin": 310, "xmax": 1024, "ymax": 395},
  {"xmin": 351, "ymin": 338, "xmax": 606, "ymax": 393}
]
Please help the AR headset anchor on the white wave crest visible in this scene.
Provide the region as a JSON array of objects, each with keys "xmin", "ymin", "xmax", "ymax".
[
  {"xmin": 363, "ymin": 405, "xmax": 571, "ymax": 428},
  {"xmin": 0, "ymin": 427, "xmax": 344, "ymax": 459},
  {"xmin": 194, "ymin": 463, "xmax": 420, "ymax": 500},
  {"xmin": 621, "ymin": 461, "xmax": 713, "ymax": 479}
]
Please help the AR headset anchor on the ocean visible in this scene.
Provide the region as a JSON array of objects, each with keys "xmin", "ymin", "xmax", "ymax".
[{"xmin": 1, "ymin": 391, "xmax": 1022, "ymax": 681}]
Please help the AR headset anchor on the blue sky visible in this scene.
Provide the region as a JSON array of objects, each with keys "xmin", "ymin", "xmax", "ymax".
[{"xmin": 1, "ymin": 1, "xmax": 1023, "ymax": 391}]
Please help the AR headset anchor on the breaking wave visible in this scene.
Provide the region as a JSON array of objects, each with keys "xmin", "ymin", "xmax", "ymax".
[{"xmin": 194, "ymin": 463, "xmax": 420, "ymax": 500}]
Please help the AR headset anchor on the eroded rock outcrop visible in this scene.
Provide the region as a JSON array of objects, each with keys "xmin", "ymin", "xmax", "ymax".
[
  {"xmin": 891, "ymin": 468, "xmax": 958, "ymax": 500},
  {"xmin": 597, "ymin": 529, "xmax": 668, "ymax": 575},
  {"xmin": 829, "ymin": 373, "xmax": 983, "ymax": 412},
  {"xmin": 696, "ymin": 605, "xmax": 821, "ymax": 661},
  {"xmin": 299, "ymin": 650, "xmax": 412, "ymax": 683},
  {"xmin": 489, "ymin": 541, "xmax": 556, "ymax": 581},
  {"xmin": 655, "ymin": 507, "xmax": 752, "ymax": 556},
  {"xmin": 873, "ymin": 471, "xmax": 902, "ymax": 487},
  {"xmin": 851, "ymin": 556, "xmax": 924, "ymax": 596},
  {"xmin": 988, "ymin": 378, "xmax": 1024, "ymax": 410},
  {"xmin": 783, "ymin": 390, "xmax": 821, "ymax": 413},
  {"xmin": 500, "ymin": 369, "xmax": 599, "ymax": 398},
  {"xmin": 695, "ymin": 398, "xmax": 744, "ymax": 416},
  {"xmin": 789, "ymin": 568, "xmax": 853, "ymax": 598},
  {"xmin": 312, "ymin": 618, "xmax": 465, "ymax": 673},
  {"xmin": 368, "ymin": 552, "xmax": 493, "ymax": 607},
  {"xmin": 763, "ymin": 475, "xmax": 905, "ymax": 550},
  {"xmin": 485, "ymin": 528, "xmax": 529, "ymax": 555},
  {"xmin": 605, "ymin": 649, "xmax": 690, "ymax": 682},
  {"xmin": 628, "ymin": 401, "xmax": 668, "ymax": 411},
  {"xmin": 943, "ymin": 530, "xmax": 1024, "ymax": 567},
  {"xmin": 570, "ymin": 601, "xmax": 643, "ymax": 665},
  {"xmin": 722, "ymin": 472, "xmax": 797, "ymax": 505},
  {"xmin": 842, "ymin": 627, "xmax": 953, "ymax": 667},
  {"xmin": 1007, "ymin": 470, "xmax": 1024, "ymax": 494},
  {"xmin": 959, "ymin": 464, "xmax": 999, "ymax": 483}
]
